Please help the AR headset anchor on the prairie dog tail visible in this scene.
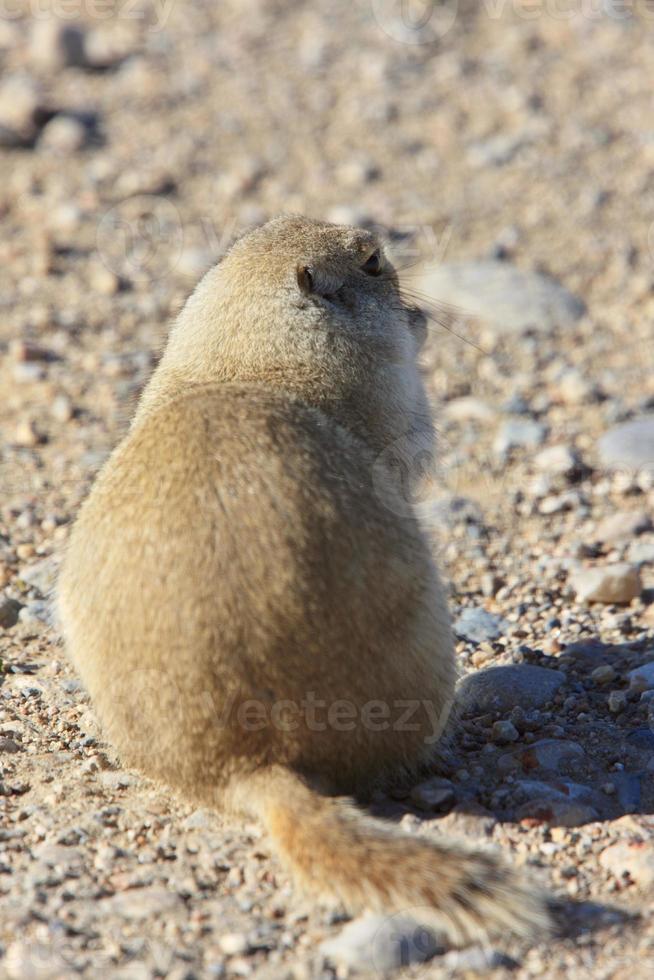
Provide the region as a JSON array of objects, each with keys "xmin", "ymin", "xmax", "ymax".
[{"xmin": 228, "ymin": 766, "xmax": 551, "ymax": 946}]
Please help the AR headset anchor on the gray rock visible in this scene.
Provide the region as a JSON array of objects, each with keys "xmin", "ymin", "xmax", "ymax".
[
  {"xmin": 600, "ymin": 840, "xmax": 654, "ymax": 888},
  {"xmin": 534, "ymin": 444, "xmax": 581, "ymax": 476},
  {"xmin": 515, "ymin": 797, "xmax": 598, "ymax": 827},
  {"xmin": 554, "ymin": 368, "xmax": 600, "ymax": 405},
  {"xmin": 454, "ymin": 607, "xmax": 507, "ymax": 643},
  {"xmin": 491, "ymin": 720, "xmax": 520, "ymax": 743},
  {"xmin": 99, "ymin": 886, "xmax": 183, "ymax": 921},
  {"xmin": 0, "ymin": 597, "xmax": 23, "ymax": 628},
  {"xmin": 626, "ymin": 728, "xmax": 654, "ymax": 751},
  {"xmin": 218, "ymin": 933, "xmax": 250, "ymax": 956},
  {"xmin": 611, "ymin": 772, "xmax": 642, "ymax": 812},
  {"xmin": 418, "ymin": 260, "xmax": 586, "ymax": 335},
  {"xmin": 12, "ymin": 362, "xmax": 45, "ymax": 383},
  {"xmin": 31, "ymin": 842, "xmax": 84, "ymax": 871},
  {"xmin": 457, "ymin": 665, "xmax": 565, "ymax": 715},
  {"xmin": 628, "ymin": 661, "xmax": 654, "ymax": 692},
  {"xmin": 494, "ymin": 418, "xmax": 547, "ymax": 455},
  {"xmin": 99, "ymin": 771, "xmax": 138, "ymax": 790},
  {"xmin": 51, "ymin": 394, "xmax": 74, "ymax": 423},
  {"xmin": 83, "ymin": 27, "xmax": 131, "ymax": 69},
  {"xmin": 598, "ymin": 415, "xmax": 654, "ymax": 472},
  {"xmin": 321, "ymin": 913, "xmax": 440, "ymax": 972},
  {"xmin": 501, "ymin": 393, "xmax": 532, "ymax": 415},
  {"xmin": 608, "ymin": 690, "xmax": 628, "ymax": 713},
  {"xmin": 516, "ymin": 778, "xmax": 596, "ymax": 804},
  {"xmin": 538, "ymin": 491, "xmax": 582, "ymax": 515},
  {"xmin": 182, "ymin": 808, "xmax": 217, "ymax": 830},
  {"xmin": 570, "ymin": 564, "xmax": 642, "ymax": 604},
  {"xmin": 498, "ymin": 739, "xmax": 585, "ymax": 775},
  {"xmin": 0, "ymin": 75, "xmax": 41, "ymax": 146},
  {"xmin": 409, "ymin": 777, "xmax": 455, "ymax": 812},
  {"xmin": 591, "ymin": 665, "xmax": 616, "ymax": 685},
  {"xmin": 594, "ymin": 511, "xmax": 652, "ymax": 543},
  {"xmin": 559, "ymin": 640, "xmax": 610, "ymax": 665},
  {"xmin": 39, "ymin": 115, "xmax": 88, "ymax": 154},
  {"xmin": 436, "ymin": 803, "xmax": 497, "ymax": 839},
  {"xmin": 60, "ymin": 679, "xmax": 84, "ymax": 695},
  {"xmin": 19, "ymin": 555, "xmax": 59, "ymax": 596},
  {"xmin": 628, "ymin": 538, "xmax": 654, "ymax": 565},
  {"xmin": 10, "ymin": 676, "xmax": 44, "ymax": 699},
  {"xmin": 18, "ymin": 600, "xmax": 53, "ymax": 627},
  {"xmin": 515, "ymin": 779, "xmax": 598, "ymax": 827}
]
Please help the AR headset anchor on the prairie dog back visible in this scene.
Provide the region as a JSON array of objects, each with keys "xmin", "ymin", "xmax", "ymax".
[{"xmin": 58, "ymin": 215, "xmax": 550, "ymax": 946}]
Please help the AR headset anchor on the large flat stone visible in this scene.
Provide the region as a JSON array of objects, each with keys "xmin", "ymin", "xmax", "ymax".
[
  {"xmin": 456, "ymin": 664, "xmax": 565, "ymax": 715},
  {"xmin": 418, "ymin": 260, "xmax": 586, "ymax": 335},
  {"xmin": 598, "ymin": 415, "xmax": 654, "ymax": 472},
  {"xmin": 453, "ymin": 607, "xmax": 508, "ymax": 643}
]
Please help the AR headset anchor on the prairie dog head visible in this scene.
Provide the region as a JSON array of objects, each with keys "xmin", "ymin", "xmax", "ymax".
[{"xmin": 138, "ymin": 214, "xmax": 432, "ymax": 456}]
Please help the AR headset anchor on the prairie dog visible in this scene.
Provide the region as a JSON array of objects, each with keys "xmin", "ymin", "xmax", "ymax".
[{"xmin": 58, "ymin": 215, "xmax": 550, "ymax": 945}]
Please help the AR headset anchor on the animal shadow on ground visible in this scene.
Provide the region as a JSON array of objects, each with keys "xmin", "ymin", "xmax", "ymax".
[{"xmin": 367, "ymin": 635, "xmax": 654, "ymax": 943}]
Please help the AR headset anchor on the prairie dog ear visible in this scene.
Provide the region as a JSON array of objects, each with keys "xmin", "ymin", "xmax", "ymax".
[{"xmin": 296, "ymin": 262, "xmax": 344, "ymax": 298}]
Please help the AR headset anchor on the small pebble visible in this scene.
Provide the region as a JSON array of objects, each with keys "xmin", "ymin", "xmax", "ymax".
[
  {"xmin": 600, "ymin": 840, "xmax": 654, "ymax": 889},
  {"xmin": 591, "ymin": 665, "xmax": 616, "ymax": 685},
  {"xmin": 14, "ymin": 420, "xmax": 41, "ymax": 448},
  {"xmin": 453, "ymin": 607, "xmax": 507, "ymax": 643},
  {"xmin": 491, "ymin": 720, "xmax": 519, "ymax": 744},
  {"xmin": 493, "ymin": 418, "xmax": 547, "ymax": 455},
  {"xmin": 570, "ymin": 564, "xmax": 642, "ymax": 604},
  {"xmin": 51, "ymin": 395, "xmax": 74, "ymax": 423},
  {"xmin": 418, "ymin": 260, "xmax": 585, "ymax": 336},
  {"xmin": 594, "ymin": 511, "xmax": 652, "ymax": 543},
  {"xmin": 608, "ymin": 690, "xmax": 628, "ymax": 713},
  {"xmin": 498, "ymin": 739, "xmax": 585, "ymax": 774},
  {"xmin": 321, "ymin": 913, "xmax": 440, "ymax": 972},
  {"xmin": 534, "ymin": 445, "xmax": 581, "ymax": 476},
  {"xmin": 598, "ymin": 415, "xmax": 654, "ymax": 473},
  {"xmin": 628, "ymin": 662, "xmax": 654, "ymax": 692},
  {"xmin": 218, "ymin": 933, "xmax": 250, "ymax": 957},
  {"xmin": 90, "ymin": 264, "xmax": 120, "ymax": 296},
  {"xmin": 409, "ymin": 777, "xmax": 455, "ymax": 812},
  {"xmin": 39, "ymin": 115, "xmax": 88, "ymax": 154},
  {"xmin": 0, "ymin": 598, "xmax": 23, "ymax": 628}
]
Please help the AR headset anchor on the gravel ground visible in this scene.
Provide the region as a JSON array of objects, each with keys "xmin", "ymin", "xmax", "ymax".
[{"xmin": 1, "ymin": 2, "xmax": 654, "ymax": 977}]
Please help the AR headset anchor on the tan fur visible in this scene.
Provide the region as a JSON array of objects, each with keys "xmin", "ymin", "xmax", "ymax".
[{"xmin": 57, "ymin": 215, "xmax": 551, "ymax": 945}]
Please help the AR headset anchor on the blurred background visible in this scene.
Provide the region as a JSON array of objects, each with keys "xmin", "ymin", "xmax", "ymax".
[
  {"xmin": 1, "ymin": 2, "xmax": 654, "ymax": 977},
  {"xmin": 1, "ymin": 2, "xmax": 653, "ymax": 498}
]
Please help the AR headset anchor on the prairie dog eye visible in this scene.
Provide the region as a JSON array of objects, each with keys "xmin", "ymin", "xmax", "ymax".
[
  {"xmin": 360, "ymin": 250, "xmax": 383, "ymax": 277},
  {"xmin": 297, "ymin": 265, "xmax": 315, "ymax": 294}
]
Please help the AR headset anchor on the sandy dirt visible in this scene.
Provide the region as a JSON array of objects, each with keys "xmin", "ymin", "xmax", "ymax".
[{"xmin": 1, "ymin": 1, "xmax": 654, "ymax": 977}]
